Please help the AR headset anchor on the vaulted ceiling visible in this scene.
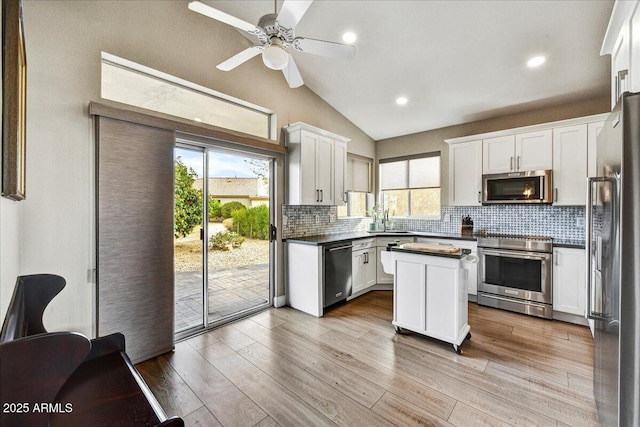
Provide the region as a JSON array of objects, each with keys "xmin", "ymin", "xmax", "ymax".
[{"xmin": 196, "ymin": 1, "xmax": 614, "ymax": 140}]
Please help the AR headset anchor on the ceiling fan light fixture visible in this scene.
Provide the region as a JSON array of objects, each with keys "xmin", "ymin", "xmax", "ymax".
[{"xmin": 262, "ymin": 43, "xmax": 289, "ymax": 70}]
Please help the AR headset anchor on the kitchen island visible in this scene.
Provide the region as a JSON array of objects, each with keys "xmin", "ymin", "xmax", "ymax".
[{"xmin": 382, "ymin": 243, "xmax": 472, "ymax": 354}]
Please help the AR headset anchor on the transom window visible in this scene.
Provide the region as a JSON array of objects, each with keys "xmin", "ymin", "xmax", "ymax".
[{"xmin": 379, "ymin": 153, "xmax": 441, "ymax": 218}]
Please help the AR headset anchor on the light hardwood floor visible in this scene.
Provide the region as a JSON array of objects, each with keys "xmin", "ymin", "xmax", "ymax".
[{"xmin": 137, "ymin": 291, "xmax": 598, "ymax": 427}]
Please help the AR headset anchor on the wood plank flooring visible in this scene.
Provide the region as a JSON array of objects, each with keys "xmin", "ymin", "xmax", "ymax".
[{"xmin": 137, "ymin": 291, "xmax": 597, "ymax": 427}]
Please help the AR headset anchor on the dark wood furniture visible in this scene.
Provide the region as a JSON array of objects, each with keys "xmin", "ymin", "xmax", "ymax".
[{"xmin": 0, "ymin": 274, "xmax": 184, "ymax": 427}]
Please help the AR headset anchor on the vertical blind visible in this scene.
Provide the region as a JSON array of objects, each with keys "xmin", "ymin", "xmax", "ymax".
[
  {"xmin": 96, "ymin": 116, "xmax": 175, "ymax": 364},
  {"xmin": 380, "ymin": 153, "xmax": 440, "ymax": 190}
]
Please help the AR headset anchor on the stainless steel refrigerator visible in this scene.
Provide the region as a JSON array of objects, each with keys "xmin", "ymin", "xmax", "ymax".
[{"xmin": 586, "ymin": 91, "xmax": 640, "ymax": 426}]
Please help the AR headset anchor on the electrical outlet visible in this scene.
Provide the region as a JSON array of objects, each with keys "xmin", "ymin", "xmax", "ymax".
[
  {"xmin": 329, "ymin": 214, "xmax": 336, "ymax": 223},
  {"xmin": 443, "ymin": 213, "xmax": 451, "ymax": 222},
  {"xmin": 576, "ymin": 217, "xmax": 585, "ymax": 228},
  {"xmin": 283, "ymin": 215, "xmax": 288, "ymax": 225},
  {"xmin": 315, "ymin": 215, "xmax": 320, "ymax": 224}
]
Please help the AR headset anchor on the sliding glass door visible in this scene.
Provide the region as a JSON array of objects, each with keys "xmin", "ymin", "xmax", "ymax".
[{"xmin": 174, "ymin": 143, "xmax": 273, "ymax": 337}]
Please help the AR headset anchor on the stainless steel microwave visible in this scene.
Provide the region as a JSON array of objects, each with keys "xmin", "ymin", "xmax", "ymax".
[{"xmin": 482, "ymin": 170, "xmax": 552, "ymax": 204}]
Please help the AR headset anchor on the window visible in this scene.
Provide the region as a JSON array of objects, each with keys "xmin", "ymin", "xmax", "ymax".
[
  {"xmin": 101, "ymin": 52, "xmax": 275, "ymax": 139},
  {"xmin": 338, "ymin": 155, "xmax": 373, "ymax": 217},
  {"xmin": 379, "ymin": 153, "xmax": 440, "ymax": 218}
]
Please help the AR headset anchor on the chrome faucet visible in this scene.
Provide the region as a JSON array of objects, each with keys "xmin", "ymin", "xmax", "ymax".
[{"xmin": 382, "ymin": 210, "xmax": 389, "ymax": 231}]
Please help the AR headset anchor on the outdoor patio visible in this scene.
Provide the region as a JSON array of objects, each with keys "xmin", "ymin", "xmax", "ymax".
[{"xmin": 175, "ymin": 263, "xmax": 269, "ymax": 332}]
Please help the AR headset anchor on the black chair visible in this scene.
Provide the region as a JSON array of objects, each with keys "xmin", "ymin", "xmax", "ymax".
[{"xmin": 0, "ymin": 274, "xmax": 66, "ymax": 342}]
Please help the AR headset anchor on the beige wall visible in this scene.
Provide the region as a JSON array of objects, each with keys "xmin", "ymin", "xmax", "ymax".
[
  {"xmin": 4, "ymin": 0, "xmax": 374, "ymax": 334},
  {"xmin": 376, "ymin": 95, "xmax": 610, "ymax": 204}
]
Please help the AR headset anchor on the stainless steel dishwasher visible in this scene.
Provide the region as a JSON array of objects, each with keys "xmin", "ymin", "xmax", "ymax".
[{"xmin": 324, "ymin": 241, "xmax": 353, "ymax": 307}]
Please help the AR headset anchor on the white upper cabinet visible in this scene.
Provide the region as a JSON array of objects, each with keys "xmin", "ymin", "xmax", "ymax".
[
  {"xmin": 284, "ymin": 123, "xmax": 349, "ymax": 206},
  {"xmin": 482, "ymin": 130, "xmax": 552, "ymax": 174},
  {"xmin": 333, "ymin": 140, "xmax": 347, "ymax": 206},
  {"xmin": 553, "ymin": 125, "xmax": 588, "ymax": 205},
  {"xmin": 602, "ymin": 0, "xmax": 639, "ymax": 107},
  {"xmin": 482, "ymin": 135, "xmax": 514, "ymax": 174},
  {"xmin": 515, "ymin": 130, "xmax": 553, "ymax": 171},
  {"xmin": 449, "ymin": 140, "xmax": 482, "ymax": 206}
]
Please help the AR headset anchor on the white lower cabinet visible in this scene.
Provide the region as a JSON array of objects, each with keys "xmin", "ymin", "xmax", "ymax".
[
  {"xmin": 414, "ymin": 237, "xmax": 478, "ymax": 296},
  {"xmin": 553, "ymin": 247, "xmax": 586, "ymax": 316},
  {"xmin": 352, "ymin": 239, "xmax": 376, "ymax": 294}
]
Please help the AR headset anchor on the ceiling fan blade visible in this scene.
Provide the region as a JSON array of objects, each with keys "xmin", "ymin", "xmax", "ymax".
[
  {"xmin": 277, "ymin": 0, "xmax": 313, "ymax": 29},
  {"xmin": 282, "ymin": 55, "xmax": 304, "ymax": 88},
  {"xmin": 216, "ymin": 46, "xmax": 263, "ymax": 71},
  {"xmin": 293, "ymin": 37, "xmax": 355, "ymax": 60},
  {"xmin": 188, "ymin": 1, "xmax": 262, "ymax": 35}
]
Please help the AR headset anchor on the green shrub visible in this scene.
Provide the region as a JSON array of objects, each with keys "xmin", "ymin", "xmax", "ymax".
[
  {"xmin": 221, "ymin": 201, "xmax": 246, "ymax": 219},
  {"xmin": 209, "ymin": 231, "xmax": 244, "ymax": 251},
  {"xmin": 231, "ymin": 204, "xmax": 269, "ymax": 240},
  {"xmin": 208, "ymin": 197, "xmax": 223, "ymax": 221}
]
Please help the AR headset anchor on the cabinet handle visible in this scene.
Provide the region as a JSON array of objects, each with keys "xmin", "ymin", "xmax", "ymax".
[
  {"xmin": 364, "ymin": 252, "xmax": 368, "ymax": 263},
  {"xmin": 478, "ymin": 191, "xmax": 481, "ymax": 204},
  {"xmin": 510, "ymin": 156, "xmax": 514, "ymax": 171},
  {"xmin": 517, "ymin": 156, "xmax": 520, "ymax": 170},
  {"xmin": 554, "ymin": 188, "xmax": 558, "ymax": 203},
  {"xmin": 555, "ymin": 252, "xmax": 559, "ymax": 266},
  {"xmin": 320, "ymin": 189, "xmax": 323, "ymax": 202}
]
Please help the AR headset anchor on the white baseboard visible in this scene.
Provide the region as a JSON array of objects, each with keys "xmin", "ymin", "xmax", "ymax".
[{"xmin": 274, "ymin": 295, "xmax": 287, "ymax": 308}]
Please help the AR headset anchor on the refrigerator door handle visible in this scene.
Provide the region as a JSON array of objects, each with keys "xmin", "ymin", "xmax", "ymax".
[{"xmin": 586, "ymin": 176, "xmax": 614, "ymax": 320}]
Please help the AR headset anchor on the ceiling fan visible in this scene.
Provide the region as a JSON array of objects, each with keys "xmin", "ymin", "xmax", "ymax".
[{"xmin": 188, "ymin": 0, "xmax": 356, "ymax": 88}]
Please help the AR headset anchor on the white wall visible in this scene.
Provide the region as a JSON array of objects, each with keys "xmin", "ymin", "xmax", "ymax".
[{"xmin": 3, "ymin": 1, "xmax": 374, "ymax": 335}]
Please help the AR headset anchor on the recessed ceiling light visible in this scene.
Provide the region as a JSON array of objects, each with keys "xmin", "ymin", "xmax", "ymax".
[
  {"xmin": 342, "ymin": 31, "xmax": 357, "ymax": 44},
  {"xmin": 194, "ymin": 117, "xmax": 202, "ymax": 122},
  {"xmin": 527, "ymin": 56, "xmax": 546, "ymax": 68},
  {"xmin": 396, "ymin": 96, "xmax": 408, "ymax": 105}
]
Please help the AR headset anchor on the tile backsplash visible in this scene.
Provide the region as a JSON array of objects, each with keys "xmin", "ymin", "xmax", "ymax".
[{"xmin": 282, "ymin": 204, "xmax": 585, "ymax": 242}]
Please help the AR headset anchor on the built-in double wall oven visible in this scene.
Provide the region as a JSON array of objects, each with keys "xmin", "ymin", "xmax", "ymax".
[{"xmin": 477, "ymin": 234, "xmax": 553, "ymax": 319}]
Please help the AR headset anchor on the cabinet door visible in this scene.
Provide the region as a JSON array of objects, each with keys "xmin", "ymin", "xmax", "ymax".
[
  {"xmin": 553, "ymin": 125, "xmax": 588, "ymax": 205},
  {"xmin": 394, "ymin": 261, "xmax": 424, "ymax": 331},
  {"xmin": 483, "ymin": 135, "xmax": 515, "ymax": 174},
  {"xmin": 364, "ymin": 248, "xmax": 377, "ymax": 288},
  {"xmin": 515, "ymin": 130, "xmax": 553, "ymax": 171},
  {"xmin": 425, "ymin": 264, "xmax": 457, "ymax": 340},
  {"xmin": 449, "ymin": 140, "xmax": 482, "ymax": 206},
  {"xmin": 352, "ymin": 250, "xmax": 365, "ymax": 294},
  {"xmin": 553, "ymin": 248, "xmax": 586, "ymax": 316},
  {"xmin": 612, "ymin": 21, "xmax": 630, "ymax": 107},
  {"xmin": 300, "ymin": 130, "xmax": 320, "ymax": 204},
  {"xmin": 316, "ymin": 136, "xmax": 334, "ymax": 205},
  {"xmin": 334, "ymin": 140, "xmax": 347, "ymax": 206},
  {"xmin": 587, "ymin": 121, "xmax": 605, "ymax": 178}
]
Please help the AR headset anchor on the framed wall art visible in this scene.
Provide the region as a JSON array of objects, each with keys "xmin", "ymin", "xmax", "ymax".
[{"xmin": 2, "ymin": 0, "xmax": 26, "ymax": 201}]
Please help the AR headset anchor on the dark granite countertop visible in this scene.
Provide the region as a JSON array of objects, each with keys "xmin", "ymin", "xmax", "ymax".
[{"xmin": 283, "ymin": 231, "xmax": 478, "ymax": 246}]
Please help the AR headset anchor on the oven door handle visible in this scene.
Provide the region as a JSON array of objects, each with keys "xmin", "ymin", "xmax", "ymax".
[{"xmin": 479, "ymin": 248, "xmax": 550, "ymax": 261}]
